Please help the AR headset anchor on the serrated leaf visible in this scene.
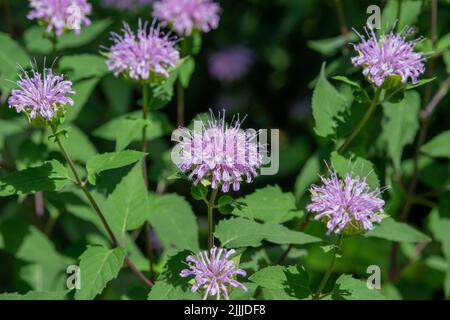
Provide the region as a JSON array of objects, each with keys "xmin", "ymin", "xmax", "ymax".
[
  {"xmin": 231, "ymin": 185, "xmax": 303, "ymax": 223},
  {"xmin": 0, "ymin": 221, "xmax": 73, "ymax": 291},
  {"xmin": 215, "ymin": 217, "xmax": 320, "ymax": 248},
  {"xmin": 86, "ymin": 150, "xmax": 146, "ymax": 185},
  {"xmin": 148, "ymin": 193, "xmax": 199, "ymax": 252},
  {"xmin": 0, "ymin": 32, "xmax": 30, "ymax": 101},
  {"xmin": 0, "ymin": 160, "xmax": 68, "ymax": 196},
  {"xmin": 365, "ymin": 218, "xmax": 430, "ymax": 243},
  {"xmin": 148, "ymin": 251, "xmax": 201, "ymax": 300},
  {"xmin": 105, "ymin": 163, "xmax": 148, "ymax": 238},
  {"xmin": 421, "ymin": 130, "xmax": 450, "ymax": 159},
  {"xmin": 381, "ymin": 91, "xmax": 420, "ymax": 169},
  {"xmin": 312, "ymin": 63, "xmax": 349, "ymax": 138},
  {"xmin": 75, "ymin": 245, "xmax": 126, "ymax": 300},
  {"xmin": 330, "ymin": 151, "xmax": 380, "ymax": 190},
  {"xmin": 190, "ymin": 184, "xmax": 208, "ymax": 201},
  {"xmin": 249, "ymin": 265, "xmax": 311, "ymax": 300},
  {"xmin": 59, "ymin": 54, "xmax": 108, "ymax": 82},
  {"xmin": 332, "ymin": 274, "xmax": 386, "ymax": 300}
]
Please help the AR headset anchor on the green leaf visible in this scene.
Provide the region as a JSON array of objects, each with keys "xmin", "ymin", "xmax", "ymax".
[
  {"xmin": 249, "ymin": 265, "xmax": 311, "ymax": 300},
  {"xmin": 24, "ymin": 19, "xmax": 112, "ymax": 54},
  {"xmin": 75, "ymin": 245, "xmax": 126, "ymax": 300},
  {"xmin": 365, "ymin": 218, "xmax": 430, "ymax": 243},
  {"xmin": 312, "ymin": 63, "xmax": 349, "ymax": 138},
  {"xmin": 86, "ymin": 150, "xmax": 146, "ymax": 185},
  {"xmin": 307, "ymin": 33, "xmax": 357, "ymax": 57},
  {"xmin": 406, "ymin": 77, "xmax": 436, "ymax": 90},
  {"xmin": 381, "ymin": 91, "xmax": 420, "ymax": 169},
  {"xmin": 217, "ymin": 195, "xmax": 235, "ymax": 214},
  {"xmin": 429, "ymin": 210, "xmax": 450, "ymax": 297},
  {"xmin": 148, "ymin": 251, "xmax": 201, "ymax": 300},
  {"xmin": 0, "ymin": 32, "xmax": 30, "ymax": 101},
  {"xmin": 0, "ymin": 221, "xmax": 73, "ymax": 291},
  {"xmin": 190, "ymin": 184, "xmax": 208, "ymax": 201},
  {"xmin": 105, "ymin": 163, "xmax": 148, "ymax": 238},
  {"xmin": 93, "ymin": 111, "xmax": 173, "ymax": 146},
  {"xmin": 330, "ymin": 151, "xmax": 380, "ymax": 190},
  {"xmin": 437, "ymin": 33, "xmax": 450, "ymax": 52},
  {"xmin": 421, "ymin": 130, "xmax": 450, "ymax": 159},
  {"xmin": 332, "ymin": 76, "xmax": 361, "ymax": 89},
  {"xmin": 0, "ymin": 160, "xmax": 68, "ymax": 196},
  {"xmin": 59, "ymin": 54, "xmax": 108, "ymax": 82},
  {"xmin": 0, "ymin": 291, "xmax": 68, "ymax": 300},
  {"xmin": 179, "ymin": 56, "xmax": 196, "ymax": 88},
  {"xmin": 231, "ymin": 185, "xmax": 303, "ymax": 223},
  {"xmin": 332, "ymin": 274, "xmax": 386, "ymax": 300},
  {"xmin": 215, "ymin": 217, "xmax": 320, "ymax": 248},
  {"xmin": 65, "ymin": 77, "xmax": 100, "ymax": 122},
  {"xmin": 148, "ymin": 194, "xmax": 199, "ymax": 252}
]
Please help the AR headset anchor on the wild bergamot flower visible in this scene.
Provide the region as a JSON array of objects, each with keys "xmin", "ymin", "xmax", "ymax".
[
  {"xmin": 173, "ymin": 110, "xmax": 263, "ymax": 193},
  {"xmin": 8, "ymin": 65, "xmax": 75, "ymax": 124},
  {"xmin": 307, "ymin": 170, "xmax": 385, "ymax": 235},
  {"xmin": 153, "ymin": 0, "xmax": 220, "ymax": 36},
  {"xmin": 351, "ymin": 27, "xmax": 425, "ymax": 87},
  {"xmin": 180, "ymin": 247, "xmax": 247, "ymax": 300},
  {"xmin": 27, "ymin": 0, "xmax": 92, "ymax": 36},
  {"xmin": 105, "ymin": 20, "xmax": 180, "ymax": 81}
]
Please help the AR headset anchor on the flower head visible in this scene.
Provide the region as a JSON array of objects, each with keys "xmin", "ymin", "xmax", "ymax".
[
  {"xmin": 173, "ymin": 110, "xmax": 263, "ymax": 193},
  {"xmin": 101, "ymin": 0, "xmax": 153, "ymax": 11},
  {"xmin": 105, "ymin": 20, "xmax": 180, "ymax": 81},
  {"xmin": 307, "ymin": 170, "xmax": 385, "ymax": 235},
  {"xmin": 153, "ymin": 0, "xmax": 220, "ymax": 36},
  {"xmin": 27, "ymin": 0, "xmax": 92, "ymax": 36},
  {"xmin": 351, "ymin": 27, "xmax": 425, "ymax": 87},
  {"xmin": 8, "ymin": 65, "xmax": 75, "ymax": 123},
  {"xmin": 180, "ymin": 247, "xmax": 247, "ymax": 300},
  {"xmin": 209, "ymin": 46, "xmax": 255, "ymax": 82}
]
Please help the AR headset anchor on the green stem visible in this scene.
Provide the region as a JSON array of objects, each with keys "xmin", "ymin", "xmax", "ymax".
[
  {"xmin": 50, "ymin": 125, "xmax": 153, "ymax": 288},
  {"xmin": 337, "ymin": 88, "xmax": 382, "ymax": 153},
  {"xmin": 140, "ymin": 83, "xmax": 156, "ymax": 279},
  {"xmin": 141, "ymin": 83, "xmax": 149, "ymax": 185},
  {"xmin": 207, "ymin": 188, "xmax": 219, "ymax": 252},
  {"xmin": 313, "ymin": 234, "xmax": 344, "ymax": 300}
]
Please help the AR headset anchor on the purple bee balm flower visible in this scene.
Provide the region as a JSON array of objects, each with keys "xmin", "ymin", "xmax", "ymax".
[
  {"xmin": 209, "ymin": 46, "xmax": 255, "ymax": 82},
  {"xmin": 351, "ymin": 27, "xmax": 425, "ymax": 87},
  {"xmin": 106, "ymin": 20, "xmax": 180, "ymax": 81},
  {"xmin": 101, "ymin": 0, "xmax": 154, "ymax": 11},
  {"xmin": 153, "ymin": 0, "xmax": 220, "ymax": 36},
  {"xmin": 307, "ymin": 171, "xmax": 385, "ymax": 235},
  {"xmin": 27, "ymin": 0, "xmax": 92, "ymax": 36},
  {"xmin": 173, "ymin": 110, "xmax": 263, "ymax": 193},
  {"xmin": 8, "ymin": 65, "xmax": 75, "ymax": 122},
  {"xmin": 180, "ymin": 247, "xmax": 247, "ymax": 300}
]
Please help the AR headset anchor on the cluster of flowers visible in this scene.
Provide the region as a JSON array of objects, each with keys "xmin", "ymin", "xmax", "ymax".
[{"xmin": 8, "ymin": 1, "xmax": 427, "ymax": 301}]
